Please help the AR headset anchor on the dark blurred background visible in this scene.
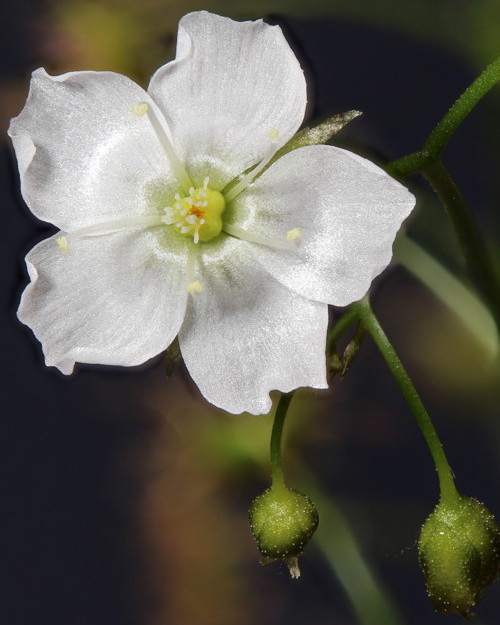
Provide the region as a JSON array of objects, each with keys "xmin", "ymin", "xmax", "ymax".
[{"xmin": 1, "ymin": 1, "xmax": 500, "ymax": 624}]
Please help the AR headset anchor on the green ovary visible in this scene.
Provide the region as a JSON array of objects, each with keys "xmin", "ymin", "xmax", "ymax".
[
  {"xmin": 170, "ymin": 186, "xmax": 226, "ymax": 243},
  {"xmin": 197, "ymin": 188, "xmax": 225, "ymax": 241}
]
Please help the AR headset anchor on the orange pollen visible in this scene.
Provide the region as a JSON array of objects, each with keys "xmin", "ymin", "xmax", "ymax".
[{"xmin": 189, "ymin": 206, "xmax": 205, "ymax": 219}]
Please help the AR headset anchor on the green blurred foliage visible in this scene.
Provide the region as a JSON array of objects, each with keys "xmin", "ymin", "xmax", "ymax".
[{"xmin": 40, "ymin": 0, "xmax": 500, "ymax": 78}]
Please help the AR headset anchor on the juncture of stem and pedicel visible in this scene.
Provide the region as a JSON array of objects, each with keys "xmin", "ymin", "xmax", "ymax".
[{"xmin": 388, "ymin": 56, "xmax": 500, "ymax": 328}]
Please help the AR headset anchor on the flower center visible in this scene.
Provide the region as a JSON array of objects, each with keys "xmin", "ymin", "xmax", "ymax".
[{"xmin": 162, "ymin": 177, "xmax": 225, "ymax": 244}]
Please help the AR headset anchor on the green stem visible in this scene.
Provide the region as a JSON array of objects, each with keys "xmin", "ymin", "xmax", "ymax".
[
  {"xmin": 270, "ymin": 392, "xmax": 294, "ymax": 489},
  {"xmin": 388, "ymin": 56, "xmax": 500, "ymax": 178},
  {"xmin": 421, "ymin": 160, "xmax": 500, "ymax": 328},
  {"xmin": 354, "ymin": 297, "xmax": 457, "ymax": 503}
]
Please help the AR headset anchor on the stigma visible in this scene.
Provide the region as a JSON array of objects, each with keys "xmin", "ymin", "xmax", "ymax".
[{"xmin": 162, "ymin": 177, "xmax": 225, "ymax": 244}]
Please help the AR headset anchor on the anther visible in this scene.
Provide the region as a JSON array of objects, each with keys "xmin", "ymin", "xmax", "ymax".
[
  {"xmin": 267, "ymin": 128, "xmax": 281, "ymax": 143},
  {"xmin": 187, "ymin": 280, "xmax": 204, "ymax": 294},
  {"xmin": 56, "ymin": 236, "xmax": 69, "ymax": 251},
  {"xmin": 130, "ymin": 102, "xmax": 148, "ymax": 117},
  {"xmin": 286, "ymin": 228, "xmax": 302, "ymax": 241}
]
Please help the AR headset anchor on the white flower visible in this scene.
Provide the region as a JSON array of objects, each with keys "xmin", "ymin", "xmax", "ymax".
[{"xmin": 8, "ymin": 11, "xmax": 414, "ymax": 415}]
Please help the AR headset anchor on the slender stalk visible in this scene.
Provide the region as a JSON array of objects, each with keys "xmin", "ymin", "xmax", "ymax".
[
  {"xmin": 422, "ymin": 160, "xmax": 500, "ymax": 328},
  {"xmin": 422, "ymin": 56, "xmax": 500, "ymax": 158},
  {"xmin": 327, "ymin": 306, "xmax": 359, "ymax": 353},
  {"xmin": 270, "ymin": 392, "xmax": 294, "ymax": 489},
  {"xmin": 385, "ymin": 58, "xmax": 500, "ymax": 330},
  {"xmin": 388, "ymin": 56, "xmax": 500, "ymax": 178},
  {"xmin": 354, "ymin": 298, "xmax": 457, "ymax": 503}
]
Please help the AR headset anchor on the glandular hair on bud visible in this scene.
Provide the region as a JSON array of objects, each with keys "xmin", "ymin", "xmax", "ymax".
[
  {"xmin": 249, "ymin": 485, "xmax": 318, "ymax": 578},
  {"xmin": 418, "ymin": 495, "xmax": 500, "ymax": 618}
]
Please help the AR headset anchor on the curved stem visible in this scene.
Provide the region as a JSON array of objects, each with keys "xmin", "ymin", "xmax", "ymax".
[
  {"xmin": 388, "ymin": 56, "xmax": 500, "ymax": 178},
  {"xmin": 270, "ymin": 392, "xmax": 294, "ymax": 489},
  {"xmin": 354, "ymin": 297, "xmax": 457, "ymax": 503},
  {"xmin": 327, "ymin": 306, "xmax": 360, "ymax": 354},
  {"xmin": 422, "ymin": 160, "xmax": 500, "ymax": 328}
]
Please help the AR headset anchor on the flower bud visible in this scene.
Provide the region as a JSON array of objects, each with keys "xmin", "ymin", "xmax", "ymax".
[
  {"xmin": 249, "ymin": 485, "xmax": 318, "ymax": 578},
  {"xmin": 418, "ymin": 495, "xmax": 500, "ymax": 617}
]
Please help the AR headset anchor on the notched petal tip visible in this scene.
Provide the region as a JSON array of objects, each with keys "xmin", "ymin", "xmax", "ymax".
[
  {"xmin": 148, "ymin": 9, "xmax": 306, "ymax": 181},
  {"xmin": 47, "ymin": 357, "xmax": 76, "ymax": 376}
]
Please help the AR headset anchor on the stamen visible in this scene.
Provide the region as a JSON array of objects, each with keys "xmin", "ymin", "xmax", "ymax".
[
  {"xmin": 132, "ymin": 101, "xmax": 193, "ymax": 194},
  {"xmin": 186, "ymin": 246, "xmax": 203, "ymax": 293},
  {"xmin": 223, "ymin": 223, "xmax": 297, "ymax": 251},
  {"xmin": 54, "ymin": 215, "xmax": 165, "ymax": 248},
  {"xmin": 224, "ymin": 130, "xmax": 281, "ymax": 202}
]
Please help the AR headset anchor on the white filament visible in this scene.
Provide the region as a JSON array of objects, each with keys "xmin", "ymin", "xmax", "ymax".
[
  {"xmin": 57, "ymin": 215, "xmax": 165, "ymax": 248},
  {"xmin": 138, "ymin": 102, "xmax": 193, "ymax": 194},
  {"xmin": 223, "ymin": 223, "xmax": 297, "ymax": 251},
  {"xmin": 224, "ymin": 133, "xmax": 281, "ymax": 202}
]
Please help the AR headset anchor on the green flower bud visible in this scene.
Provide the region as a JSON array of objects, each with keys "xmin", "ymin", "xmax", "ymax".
[
  {"xmin": 418, "ymin": 495, "xmax": 500, "ymax": 617},
  {"xmin": 249, "ymin": 485, "xmax": 318, "ymax": 578}
]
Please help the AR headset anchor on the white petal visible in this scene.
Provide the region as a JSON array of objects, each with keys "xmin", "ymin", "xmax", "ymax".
[
  {"xmin": 8, "ymin": 68, "xmax": 177, "ymax": 231},
  {"xmin": 18, "ymin": 229, "xmax": 189, "ymax": 373},
  {"xmin": 232, "ymin": 145, "xmax": 415, "ymax": 306},
  {"xmin": 178, "ymin": 240, "xmax": 328, "ymax": 415},
  {"xmin": 148, "ymin": 11, "xmax": 307, "ymax": 186}
]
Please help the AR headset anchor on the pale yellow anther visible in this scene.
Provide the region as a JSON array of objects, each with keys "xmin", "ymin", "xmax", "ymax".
[
  {"xmin": 131, "ymin": 102, "xmax": 149, "ymax": 117},
  {"xmin": 268, "ymin": 128, "xmax": 281, "ymax": 143},
  {"xmin": 187, "ymin": 280, "xmax": 204, "ymax": 294},
  {"xmin": 56, "ymin": 236, "xmax": 69, "ymax": 251},
  {"xmin": 286, "ymin": 227, "xmax": 302, "ymax": 241}
]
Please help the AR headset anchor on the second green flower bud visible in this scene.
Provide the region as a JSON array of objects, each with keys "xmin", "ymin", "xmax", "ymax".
[{"xmin": 418, "ymin": 495, "xmax": 500, "ymax": 617}]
